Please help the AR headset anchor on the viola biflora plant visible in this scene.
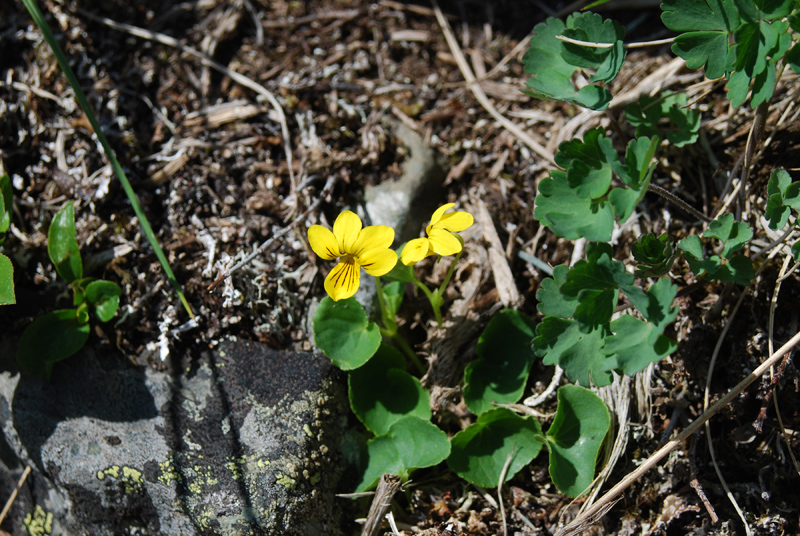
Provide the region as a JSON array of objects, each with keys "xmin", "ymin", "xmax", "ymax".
[
  {"xmin": 15, "ymin": 202, "xmax": 122, "ymax": 379},
  {"xmin": 310, "ymin": 205, "xmax": 611, "ymax": 499},
  {"xmin": 521, "ymin": 1, "xmax": 800, "ymax": 389}
]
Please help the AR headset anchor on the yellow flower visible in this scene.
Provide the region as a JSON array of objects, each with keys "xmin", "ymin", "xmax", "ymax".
[
  {"xmin": 400, "ymin": 203, "xmax": 474, "ymax": 266},
  {"xmin": 308, "ymin": 210, "xmax": 397, "ymax": 301}
]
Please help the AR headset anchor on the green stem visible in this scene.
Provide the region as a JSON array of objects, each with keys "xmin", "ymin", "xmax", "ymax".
[
  {"xmin": 374, "ymin": 277, "xmax": 397, "ymax": 334},
  {"xmin": 22, "ymin": 0, "xmax": 194, "ymax": 319},
  {"xmin": 414, "ymin": 279, "xmax": 442, "ymax": 325},
  {"xmin": 381, "ymin": 327, "xmax": 426, "ymax": 375},
  {"xmin": 376, "ymin": 277, "xmax": 425, "ymax": 374},
  {"xmin": 438, "ymin": 247, "xmax": 463, "ymax": 297}
]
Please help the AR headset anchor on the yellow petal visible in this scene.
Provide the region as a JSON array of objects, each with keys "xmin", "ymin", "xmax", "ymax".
[
  {"xmin": 400, "ymin": 238, "xmax": 433, "ymax": 266},
  {"xmin": 427, "ymin": 228, "xmax": 462, "ymax": 256},
  {"xmin": 308, "ymin": 225, "xmax": 341, "ymax": 260},
  {"xmin": 333, "ymin": 210, "xmax": 362, "ymax": 254},
  {"xmin": 429, "ymin": 203, "xmax": 456, "ymax": 226},
  {"xmin": 352, "ymin": 225, "xmax": 394, "ymax": 255},
  {"xmin": 436, "ymin": 210, "xmax": 474, "ymax": 233},
  {"xmin": 359, "ymin": 247, "xmax": 398, "ymax": 276},
  {"xmin": 324, "ymin": 259, "xmax": 360, "ymax": 301}
]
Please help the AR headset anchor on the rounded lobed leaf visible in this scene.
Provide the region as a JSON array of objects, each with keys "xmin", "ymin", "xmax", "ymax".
[
  {"xmin": 313, "ymin": 297, "xmax": 381, "ymax": 370},
  {"xmin": 545, "ymin": 385, "xmax": 610, "ymax": 497},
  {"xmin": 463, "ymin": 309, "xmax": 537, "ymax": 415},
  {"xmin": 356, "ymin": 416, "xmax": 450, "ymax": 492},
  {"xmin": 448, "ymin": 407, "xmax": 544, "ymax": 488},
  {"xmin": 349, "ymin": 344, "xmax": 430, "ymax": 435}
]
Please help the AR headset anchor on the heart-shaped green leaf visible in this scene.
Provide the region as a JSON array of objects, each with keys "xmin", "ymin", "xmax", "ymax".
[
  {"xmin": 448, "ymin": 407, "xmax": 544, "ymax": 488},
  {"xmin": 48, "ymin": 202, "xmax": 83, "ymax": 284},
  {"xmin": 313, "ymin": 296, "xmax": 381, "ymax": 370},
  {"xmin": 349, "ymin": 344, "xmax": 430, "ymax": 435},
  {"xmin": 545, "ymin": 385, "xmax": 610, "ymax": 497},
  {"xmin": 463, "ymin": 309, "xmax": 537, "ymax": 415},
  {"xmin": 17, "ymin": 309, "xmax": 90, "ymax": 378},
  {"xmin": 356, "ymin": 416, "xmax": 450, "ymax": 492},
  {"xmin": 85, "ymin": 279, "xmax": 122, "ymax": 322}
]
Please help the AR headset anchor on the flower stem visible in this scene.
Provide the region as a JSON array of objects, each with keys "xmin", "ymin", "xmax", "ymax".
[
  {"xmin": 375, "ymin": 277, "xmax": 425, "ymax": 375},
  {"xmin": 438, "ymin": 247, "xmax": 463, "ymax": 296},
  {"xmin": 381, "ymin": 327, "xmax": 426, "ymax": 375},
  {"xmin": 375, "ymin": 277, "xmax": 398, "ymax": 334},
  {"xmin": 414, "ymin": 279, "xmax": 442, "ymax": 325}
]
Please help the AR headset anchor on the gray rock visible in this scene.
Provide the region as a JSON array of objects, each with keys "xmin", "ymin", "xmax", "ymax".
[
  {"xmin": 0, "ymin": 340, "xmax": 349, "ymax": 535},
  {"xmin": 363, "ymin": 120, "xmax": 446, "ymax": 245}
]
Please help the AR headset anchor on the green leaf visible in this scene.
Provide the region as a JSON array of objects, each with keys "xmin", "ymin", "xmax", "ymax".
[
  {"xmin": 545, "ymin": 385, "xmax": 610, "ymax": 497},
  {"xmin": 535, "ymin": 171, "xmax": 615, "ymax": 242},
  {"xmin": 677, "ymin": 234, "xmax": 704, "ymax": 259},
  {"xmin": 313, "ymin": 297, "xmax": 382, "ymax": 370},
  {"xmin": 624, "ymin": 93, "xmax": 701, "ymax": 147},
  {"xmin": 48, "ymin": 202, "xmax": 83, "ymax": 284},
  {"xmin": 0, "ymin": 254, "xmax": 15, "ymax": 305},
  {"xmin": 661, "ymin": 0, "xmax": 740, "ymax": 79},
  {"xmin": 85, "ymin": 280, "xmax": 122, "ymax": 322},
  {"xmin": 734, "ymin": 0, "xmax": 795, "ymax": 21},
  {"xmin": 792, "ymin": 241, "xmax": 800, "ymax": 262},
  {"xmin": 356, "ymin": 416, "xmax": 450, "ymax": 492},
  {"xmin": 632, "ymin": 233, "xmax": 679, "ymax": 277},
  {"xmin": 726, "ymin": 19, "xmax": 791, "ymax": 107},
  {"xmin": 555, "ymin": 129, "xmax": 616, "ymax": 199},
  {"xmin": 605, "ymin": 316, "xmax": 678, "ymax": 376},
  {"xmin": 349, "ymin": 344, "xmax": 430, "ymax": 435},
  {"xmin": 17, "ymin": 309, "xmax": 90, "ymax": 378},
  {"xmin": 786, "ymin": 42, "xmax": 800, "ymax": 74},
  {"xmin": 765, "ymin": 168, "xmax": 800, "ymax": 230},
  {"xmin": 536, "ymin": 265, "xmax": 577, "ymax": 318},
  {"xmin": 448, "ymin": 408, "xmax": 544, "ymax": 488},
  {"xmin": 534, "ymin": 318, "xmax": 615, "ymax": 387},
  {"xmin": 0, "ymin": 174, "xmax": 12, "ymax": 240},
  {"xmin": 535, "ymin": 131, "xmax": 657, "ymax": 241},
  {"xmin": 704, "ymin": 213, "xmax": 753, "ymax": 258},
  {"xmin": 678, "ymin": 234, "xmax": 754, "ymax": 285},
  {"xmin": 381, "ymin": 281, "xmax": 405, "ymax": 318},
  {"xmin": 522, "ymin": 13, "xmax": 625, "ymax": 110},
  {"xmin": 715, "ymin": 254, "xmax": 755, "ymax": 284},
  {"xmin": 463, "ymin": 310, "xmax": 537, "ymax": 415}
]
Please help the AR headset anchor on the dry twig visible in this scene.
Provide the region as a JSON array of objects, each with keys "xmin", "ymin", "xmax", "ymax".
[{"xmin": 430, "ymin": 0, "xmax": 556, "ymax": 166}]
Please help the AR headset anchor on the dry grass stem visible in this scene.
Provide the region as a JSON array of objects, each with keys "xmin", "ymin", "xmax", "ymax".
[{"xmin": 431, "ymin": 0, "xmax": 556, "ymax": 165}]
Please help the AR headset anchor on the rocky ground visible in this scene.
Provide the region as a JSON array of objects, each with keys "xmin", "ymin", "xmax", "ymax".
[{"xmin": 1, "ymin": 0, "xmax": 800, "ymax": 534}]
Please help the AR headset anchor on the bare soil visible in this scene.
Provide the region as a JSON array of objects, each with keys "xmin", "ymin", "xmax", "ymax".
[{"xmin": 2, "ymin": 0, "xmax": 800, "ymax": 534}]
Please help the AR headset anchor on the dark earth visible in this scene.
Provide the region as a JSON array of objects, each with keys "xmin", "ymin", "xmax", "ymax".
[{"xmin": 2, "ymin": 0, "xmax": 800, "ymax": 534}]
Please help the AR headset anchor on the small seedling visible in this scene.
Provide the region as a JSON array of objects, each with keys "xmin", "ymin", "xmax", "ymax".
[{"xmin": 16, "ymin": 202, "xmax": 122, "ymax": 379}]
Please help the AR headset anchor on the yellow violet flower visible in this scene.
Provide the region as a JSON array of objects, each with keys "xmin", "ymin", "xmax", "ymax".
[
  {"xmin": 401, "ymin": 203, "xmax": 474, "ymax": 266},
  {"xmin": 308, "ymin": 210, "xmax": 397, "ymax": 301}
]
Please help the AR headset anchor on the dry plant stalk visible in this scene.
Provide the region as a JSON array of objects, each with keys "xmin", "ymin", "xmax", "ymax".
[{"xmin": 361, "ymin": 473, "xmax": 402, "ymax": 536}]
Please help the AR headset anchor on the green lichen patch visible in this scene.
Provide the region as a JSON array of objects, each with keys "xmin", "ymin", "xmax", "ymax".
[{"xmin": 23, "ymin": 505, "xmax": 53, "ymax": 536}]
